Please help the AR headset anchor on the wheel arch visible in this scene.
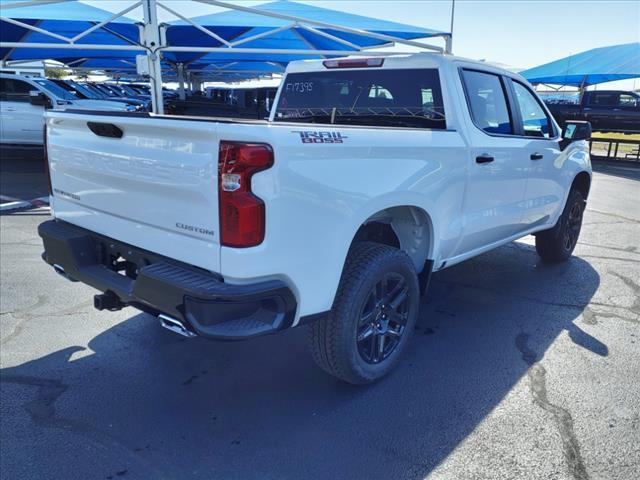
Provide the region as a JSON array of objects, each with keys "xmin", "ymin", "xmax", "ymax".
[
  {"xmin": 350, "ymin": 204, "xmax": 435, "ymax": 274},
  {"xmin": 571, "ymin": 171, "xmax": 591, "ymax": 200}
]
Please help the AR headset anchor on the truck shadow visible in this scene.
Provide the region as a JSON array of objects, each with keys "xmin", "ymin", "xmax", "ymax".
[{"xmin": 1, "ymin": 241, "xmax": 601, "ymax": 480}]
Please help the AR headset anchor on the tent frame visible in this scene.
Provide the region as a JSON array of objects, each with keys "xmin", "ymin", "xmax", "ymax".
[{"xmin": 1, "ymin": 0, "xmax": 453, "ymax": 114}]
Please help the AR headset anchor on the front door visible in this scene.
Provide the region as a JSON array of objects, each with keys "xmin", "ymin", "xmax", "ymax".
[
  {"xmin": 0, "ymin": 78, "xmax": 45, "ymax": 144},
  {"xmin": 508, "ymin": 79, "xmax": 565, "ymax": 228}
]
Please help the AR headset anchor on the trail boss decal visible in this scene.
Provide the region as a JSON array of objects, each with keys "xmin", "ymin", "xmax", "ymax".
[{"xmin": 293, "ymin": 131, "xmax": 348, "ymax": 144}]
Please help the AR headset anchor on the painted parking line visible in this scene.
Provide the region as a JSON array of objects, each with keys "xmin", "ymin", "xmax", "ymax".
[{"xmin": 0, "ymin": 195, "xmax": 50, "ymax": 213}]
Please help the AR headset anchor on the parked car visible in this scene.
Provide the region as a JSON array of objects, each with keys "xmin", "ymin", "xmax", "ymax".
[
  {"xmin": 545, "ymin": 90, "xmax": 639, "ymax": 133},
  {"xmin": 38, "ymin": 53, "xmax": 592, "ymax": 384},
  {"xmin": 0, "ymin": 73, "xmax": 135, "ymax": 145},
  {"xmin": 169, "ymin": 86, "xmax": 277, "ymax": 118},
  {"xmin": 50, "ymin": 79, "xmax": 149, "ymax": 111}
]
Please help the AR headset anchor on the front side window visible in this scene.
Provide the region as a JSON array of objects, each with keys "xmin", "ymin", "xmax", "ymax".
[
  {"xmin": 0, "ymin": 78, "xmax": 33, "ymax": 102},
  {"xmin": 461, "ymin": 70, "xmax": 512, "ymax": 135},
  {"xmin": 512, "ymin": 81, "xmax": 553, "ymax": 138},
  {"xmin": 618, "ymin": 93, "xmax": 638, "ymax": 107},
  {"xmin": 274, "ymin": 68, "xmax": 446, "ymax": 129}
]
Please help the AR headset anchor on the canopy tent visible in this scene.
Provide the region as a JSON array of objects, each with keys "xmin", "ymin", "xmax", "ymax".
[
  {"xmin": 1, "ymin": 0, "xmax": 451, "ymax": 112},
  {"xmin": 0, "ymin": 0, "xmax": 142, "ymax": 61},
  {"xmin": 166, "ymin": 1, "xmax": 446, "ymax": 66},
  {"xmin": 521, "ymin": 42, "xmax": 640, "ymax": 87}
]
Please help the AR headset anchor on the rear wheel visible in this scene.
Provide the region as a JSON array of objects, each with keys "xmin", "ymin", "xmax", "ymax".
[
  {"xmin": 309, "ymin": 242, "xmax": 419, "ymax": 384},
  {"xmin": 535, "ymin": 189, "xmax": 585, "ymax": 262}
]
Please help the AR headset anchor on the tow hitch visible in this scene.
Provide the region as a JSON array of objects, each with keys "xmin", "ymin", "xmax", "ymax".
[{"xmin": 94, "ymin": 291, "xmax": 126, "ymax": 311}]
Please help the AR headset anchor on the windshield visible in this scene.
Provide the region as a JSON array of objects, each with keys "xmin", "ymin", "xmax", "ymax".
[
  {"xmin": 67, "ymin": 81, "xmax": 101, "ymax": 100},
  {"xmin": 81, "ymin": 83, "xmax": 106, "ymax": 98},
  {"xmin": 274, "ymin": 68, "xmax": 446, "ymax": 129},
  {"xmin": 32, "ymin": 78, "xmax": 77, "ymax": 101}
]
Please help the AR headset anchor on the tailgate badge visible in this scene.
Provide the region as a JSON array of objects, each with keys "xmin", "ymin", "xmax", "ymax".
[{"xmin": 176, "ymin": 222, "xmax": 215, "ymax": 237}]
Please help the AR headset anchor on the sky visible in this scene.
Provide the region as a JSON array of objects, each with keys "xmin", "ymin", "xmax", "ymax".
[{"xmin": 78, "ymin": 0, "xmax": 640, "ymax": 89}]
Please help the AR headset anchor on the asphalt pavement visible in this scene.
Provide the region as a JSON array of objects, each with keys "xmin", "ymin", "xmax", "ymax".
[{"xmin": 1, "ymin": 154, "xmax": 639, "ymax": 480}]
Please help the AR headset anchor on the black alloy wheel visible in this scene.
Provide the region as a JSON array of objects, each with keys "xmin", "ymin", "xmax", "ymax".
[{"xmin": 356, "ymin": 273, "xmax": 409, "ymax": 364}]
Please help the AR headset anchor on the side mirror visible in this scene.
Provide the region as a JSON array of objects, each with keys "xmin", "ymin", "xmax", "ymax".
[
  {"xmin": 560, "ymin": 120, "xmax": 592, "ymax": 151},
  {"xmin": 29, "ymin": 90, "xmax": 51, "ymax": 108}
]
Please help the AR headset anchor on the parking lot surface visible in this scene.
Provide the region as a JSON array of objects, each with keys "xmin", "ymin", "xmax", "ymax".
[{"xmin": 1, "ymin": 155, "xmax": 639, "ymax": 480}]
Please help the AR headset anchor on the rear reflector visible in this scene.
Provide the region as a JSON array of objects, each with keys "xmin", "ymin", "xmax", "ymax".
[
  {"xmin": 218, "ymin": 141, "xmax": 273, "ymax": 248},
  {"xmin": 43, "ymin": 122, "xmax": 52, "ymax": 195},
  {"xmin": 323, "ymin": 58, "xmax": 385, "ymax": 69}
]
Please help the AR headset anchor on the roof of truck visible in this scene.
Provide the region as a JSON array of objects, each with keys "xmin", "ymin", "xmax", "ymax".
[{"xmin": 284, "ymin": 52, "xmax": 523, "ymax": 79}]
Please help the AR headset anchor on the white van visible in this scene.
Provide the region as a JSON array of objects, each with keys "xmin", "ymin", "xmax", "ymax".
[{"xmin": 0, "ymin": 73, "xmax": 135, "ymax": 145}]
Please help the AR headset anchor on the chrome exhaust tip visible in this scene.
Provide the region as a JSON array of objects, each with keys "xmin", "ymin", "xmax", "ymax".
[
  {"xmin": 53, "ymin": 263, "xmax": 77, "ymax": 282},
  {"xmin": 158, "ymin": 314, "xmax": 197, "ymax": 338}
]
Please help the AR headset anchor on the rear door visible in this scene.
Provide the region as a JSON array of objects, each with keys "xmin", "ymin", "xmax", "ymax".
[
  {"xmin": 455, "ymin": 68, "xmax": 530, "ymax": 255},
  {"xmin": 46, "ymin": 112, "xmax": 222, "ymax": 272}
]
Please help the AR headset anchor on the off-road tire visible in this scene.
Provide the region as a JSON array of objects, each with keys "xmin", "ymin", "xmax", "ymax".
[
  {"xmin": 309, "ymin": 242, "xmax": 419, "ymax": 384},
  {"xmin": 535, "ymin": 189, "xmax": 585, "ymax": 262}
]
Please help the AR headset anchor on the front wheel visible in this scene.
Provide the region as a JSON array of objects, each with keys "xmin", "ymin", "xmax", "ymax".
[
  {"xmin": 309, "ymin": 242, "xmax": 419, "ymax": 384},
  {"xmin": 535, "ymin": 189, "xmax": 585, "ymax": 262}
]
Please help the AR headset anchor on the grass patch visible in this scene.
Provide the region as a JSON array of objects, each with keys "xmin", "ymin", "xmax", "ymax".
[{"xmin": 591, "ymin": 132, "xmax": 640, "ymax": 141}]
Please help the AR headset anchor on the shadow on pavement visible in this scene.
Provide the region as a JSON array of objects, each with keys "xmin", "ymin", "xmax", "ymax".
[
  {"xmin": 0, "ymin": 243, "xmax": 601, "ymax": 479},
  {"xmin": 0, "ymin": 149, "xmax": 48, "ymax": 202},
  {"xmin": 592, "ymin": 160, "xmax": 640, "ymax": 181}
]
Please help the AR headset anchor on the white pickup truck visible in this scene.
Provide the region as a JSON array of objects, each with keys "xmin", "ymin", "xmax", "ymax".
[
  {"xmin": 0, "ymin": 73, "xmax": 136, "ymax": 146},
  {"xmin": 38, "ymin": 53, "xmax": 592, "ymax": 384}
]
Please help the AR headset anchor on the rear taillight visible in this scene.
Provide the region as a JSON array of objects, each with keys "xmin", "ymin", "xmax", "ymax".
[
  {"xmin": 43, "ymin": 122, "xmax": 52, "ymax": 195},
  {"xmin": 218, "ymin": 141, "xmax": 273, "ymax": 248}
]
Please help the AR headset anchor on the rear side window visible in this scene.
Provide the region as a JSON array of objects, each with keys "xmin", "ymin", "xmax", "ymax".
[
  {"xmin": 511, "ymin": 81, "xmax": 554, "ymax": 138},
  {"xmin": 274, "ymin": 68, "xmax": 446, "ymax": 129},
  {"xmin": 461, "ymin": 70, "xmax": 512, "ymax": 135}
]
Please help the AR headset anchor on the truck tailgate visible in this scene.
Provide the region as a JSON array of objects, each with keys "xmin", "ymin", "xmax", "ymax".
[{"xmin": 46, "ymin": 111, "xmax": 222, "ymax": 272}]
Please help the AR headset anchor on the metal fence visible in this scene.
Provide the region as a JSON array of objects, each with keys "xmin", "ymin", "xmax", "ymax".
[{"xmin": 590, "ymin": 137, "xmax": 640, "ymax": 162}]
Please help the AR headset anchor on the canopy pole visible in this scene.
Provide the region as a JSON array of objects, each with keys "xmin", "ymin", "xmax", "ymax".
[
  {"xmin": 447, "ymin": 0, "xmax": 455, "ymax": 53},
  {"xmin": 578, "ymin": 75, "xmax": 587, "ymax": 96},
  {"xmin": 177, "ymin": 63, "xmax": 186, "ymax": 100},
  {"xmin": 141, "ymin": 0, "xmax": 164, "ymax": 114}
]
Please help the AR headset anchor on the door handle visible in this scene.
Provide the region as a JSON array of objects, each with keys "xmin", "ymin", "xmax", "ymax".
[
  {"xmin": 530, "ymin": 153, "xmax": 544, "ymax": 160},
  {"xmin": 476, "ymin": 154, "xmax": 494, "ymax": 164}
]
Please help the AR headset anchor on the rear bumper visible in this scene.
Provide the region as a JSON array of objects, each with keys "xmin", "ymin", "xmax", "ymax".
[{"xmin": 38, "ymin": 220, "xmax": 297, "ymax": 340}]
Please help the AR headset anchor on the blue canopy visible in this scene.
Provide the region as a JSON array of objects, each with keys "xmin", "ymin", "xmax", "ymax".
[
  {"xmin": 1, "ymin": 0, "xmax": 445, "ymax": 80},
  {"xmin": 521, "ymin": 42, "xmax": 640, "ymax": 87},
  {"xmin": 167, "ymin": 0, "xmax": 445, "ymax": 71},
  {"xmin": 0, "ymin": 0, "xmax": 141, "ymax": 62}
]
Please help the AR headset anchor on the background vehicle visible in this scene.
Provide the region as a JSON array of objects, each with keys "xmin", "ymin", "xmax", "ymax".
[
  {"xmin": 545, "ymin": 90, "xmax": 639, "ymax": 133},
  {"xmin": 50, "ymin": 79, "xmax": 149, "ymax": 111},
  {"xmin": 169, "ymin": 86, "xmax": 277, "ymax": 118},
  {"xmin": 0, "ymin": 73, "xmax": 133, "ymax": 145},
  {"xmin": 39, "ymin": 54, "xmax": 592, "ymax": 384}
]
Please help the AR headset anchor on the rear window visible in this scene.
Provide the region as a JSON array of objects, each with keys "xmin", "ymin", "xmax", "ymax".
[{"xmin": 274, "ymin": 68, "xmax": 446, "ymax": 129}]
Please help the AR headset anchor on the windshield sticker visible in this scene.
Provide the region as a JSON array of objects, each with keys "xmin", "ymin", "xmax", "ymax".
[
  {"xmin": 293, "ymin": 131, "xmax": 348, "ymax": 144},
  {"xmin": 284, "ymin": 82, "xmax": 314, "ymax": 94}
]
